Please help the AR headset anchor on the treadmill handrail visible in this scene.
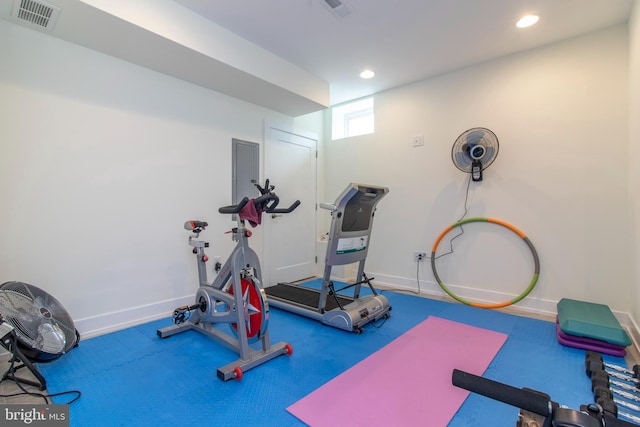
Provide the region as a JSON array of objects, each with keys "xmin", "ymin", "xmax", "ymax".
[{"xmin": 319, "ymin": 203, "xmax": 337, "ymax": 211}]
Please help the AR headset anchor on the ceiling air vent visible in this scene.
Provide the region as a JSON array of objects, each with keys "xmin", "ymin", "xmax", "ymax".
[
  {"xmin": 11, "ymin": 0, "xmax": 60, "ymax": 31},
  {"xmin": 322, "ymin": 0, "xmax": 353, "ymax": 18}
]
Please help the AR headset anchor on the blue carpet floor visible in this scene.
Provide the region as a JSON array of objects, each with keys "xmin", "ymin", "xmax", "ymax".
[{"xmin": 37, "ymin": 282, "xmax": 621, "ymax": 426}]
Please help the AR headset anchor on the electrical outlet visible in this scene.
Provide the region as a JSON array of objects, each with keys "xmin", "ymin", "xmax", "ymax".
[
  {"xmin": 414, "ymin": 251, "xmax": 427, "ymax": 262},
  {"xmin": 213, "ymin": 256, "xmax": 222, "ymax": 273},
  {"xmin": 412, "ymin": 135, "xmax": 424, "ymax": 147}
]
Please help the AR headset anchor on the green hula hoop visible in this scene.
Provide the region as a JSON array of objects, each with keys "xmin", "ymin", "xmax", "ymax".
[{"xmin": 430, "ymin": 217, "xmax": 540, "ymax": 309}]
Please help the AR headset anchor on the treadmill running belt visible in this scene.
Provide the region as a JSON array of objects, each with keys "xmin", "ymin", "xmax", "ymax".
[{"xmin": 265, "ymin": 284, "xmax": 353, "ymax": 312}]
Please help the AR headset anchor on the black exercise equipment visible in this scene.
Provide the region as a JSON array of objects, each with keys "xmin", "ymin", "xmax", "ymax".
[
  {"xmin": 452, "ymin": 368, "xmax": 639, "ymax": 427},
  {"xmin": 593, "ymin": 384, "xmax": 640, "ymax": 423},
  {"xmin": 586, "ymin": 363, "xmax": 640, "ymax": 387},
  {"xmin": 584, "ymin": 352, "xmax": 640, "ymax": 424},
  {"xmin": 587, "ymin": 351, "xmax": 640, "ymax": 380},
  {"xmin": 592, "ymin": 370, "xmax": 639, "ymax": 394}
]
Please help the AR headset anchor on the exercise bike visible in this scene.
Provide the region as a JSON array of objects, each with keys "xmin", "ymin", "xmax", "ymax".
[{"xmin": 157, "ymin": 181, "xmax": 300, "ymax": 381}]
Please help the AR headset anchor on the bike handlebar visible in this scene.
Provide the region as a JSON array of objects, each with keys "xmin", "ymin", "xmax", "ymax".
[
  {"xmin": 217, "ymin": 195, "xmax": 300, "ymax": 215},
  {"xmin": 253, "ymin": 193, "xmax": 280, "ymax": 212},
  {"xmin": 270, "ymin": 199, "xmax": 300, "ymax": 213},
  {"xmin": 218, "ymin": 197, "xmax": 250, "ymax": 214}
]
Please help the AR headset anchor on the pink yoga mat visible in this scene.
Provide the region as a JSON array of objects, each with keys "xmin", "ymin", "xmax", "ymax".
[{"xmin": 288, "ymin": 316, "xmax": 508, "ymax": 426}]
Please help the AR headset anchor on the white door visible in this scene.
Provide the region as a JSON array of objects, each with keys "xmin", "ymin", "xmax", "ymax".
[{"xmin": 263, "ymin": 122, "xmax": 317, "ymax": 285}]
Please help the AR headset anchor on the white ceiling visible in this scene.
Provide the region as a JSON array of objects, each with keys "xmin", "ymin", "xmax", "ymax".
[
  {"xmin": 174, "ymin": 0, "xmax": 633, "ymax": 105},
  {"xmin": 1, "ymin": 0, "xmax": 634, "ymax": 113}
]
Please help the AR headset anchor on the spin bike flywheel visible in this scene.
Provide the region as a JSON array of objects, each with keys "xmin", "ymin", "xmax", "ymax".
[
  {"xmin": 227, "ymin": 278, "xmax": 269, "ymax": 344},
  {"xmin": 193, "ymin": 278, "xmax": 269, "ymax": 344}
]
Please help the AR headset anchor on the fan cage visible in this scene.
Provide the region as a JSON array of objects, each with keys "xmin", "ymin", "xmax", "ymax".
[
  {"xmin": 451, "ymin": 127, "xmax": 499, "ymax": 173},
  {"xmin": 0, "ymin": 281, "xmax": 78, "ymax": 362}
]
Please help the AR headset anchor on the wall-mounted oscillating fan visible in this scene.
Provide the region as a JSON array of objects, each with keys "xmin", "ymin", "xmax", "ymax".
[{"xmin": 451, "ymin": 127, "xmax": 499, "ymax": 181}]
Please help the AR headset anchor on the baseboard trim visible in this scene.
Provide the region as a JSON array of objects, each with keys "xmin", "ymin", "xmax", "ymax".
[
  {"xmin": 70, "ymin": 274, "xmax": 640, "ymax": 361},
  {"xmin": 73, "ymin": 295, "xmax": 192, "ymax": 340},
  {"xmin": 369, "ymin": 272, "xmax": 640, "ymax": 341}
]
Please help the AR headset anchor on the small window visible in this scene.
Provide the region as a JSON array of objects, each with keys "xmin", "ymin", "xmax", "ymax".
[{"xmin": 331, "ymin": 97, "xmax": 374, "ymax": 140}]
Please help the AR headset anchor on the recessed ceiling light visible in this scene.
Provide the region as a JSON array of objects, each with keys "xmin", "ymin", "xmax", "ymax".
[
  {"xmin": 360, "ymin": 69, "xmax": 375, "ymax": 79},
  {"xmin": 516, "ymin": 15, "xmax": 539, "ymax": 28}
]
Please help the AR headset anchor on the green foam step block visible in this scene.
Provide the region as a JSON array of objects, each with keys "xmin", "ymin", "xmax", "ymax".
[{"xmin": 557, "ymin": 298, "xmax": 631, "ymax": 347}]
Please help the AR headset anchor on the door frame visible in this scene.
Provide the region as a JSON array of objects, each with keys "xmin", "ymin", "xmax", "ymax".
[{"xmin": 262, "ymin": 120, "xmax": 319, "ymax": 287}]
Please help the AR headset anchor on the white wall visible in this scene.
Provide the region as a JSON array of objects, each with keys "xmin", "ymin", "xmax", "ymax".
[
  {"xmin": 325, "ymin": 25, "xmax": 630, "ymax": 318},
  {"xmin": 0, "ymin": 19, "xmax": 323, "ymax": 338},
  {"xmin": 630, "ymin": 0, "xmax": 640, "ymax": 327},
  {"xmin": 1, "ymin": 16, "xmax": 635, "ymax": 338}
]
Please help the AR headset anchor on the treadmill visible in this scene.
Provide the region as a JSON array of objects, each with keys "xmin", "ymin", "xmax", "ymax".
[{"xmin": 265, "ymin": 183, "xmax": 391, "ymax": 333}]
